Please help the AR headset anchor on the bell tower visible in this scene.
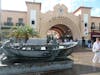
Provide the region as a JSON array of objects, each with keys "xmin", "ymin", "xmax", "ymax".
[{"xmin": 26, "ymin": 1, "xmax": 41, "ymax": 31}]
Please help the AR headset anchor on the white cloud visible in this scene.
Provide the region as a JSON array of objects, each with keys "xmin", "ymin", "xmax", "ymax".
[{"xmin": 91, "ymin": 8, "xmax": 100, "ymax": 16}]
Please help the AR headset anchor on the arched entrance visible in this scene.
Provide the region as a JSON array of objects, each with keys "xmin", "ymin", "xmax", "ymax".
[
  {"xmin": 40, "ymin": 16, "xmax": 81, "ymax": 40},
  {"xmin": 47, "ymin": 24, "xmax": 73, "ymax": 41}
]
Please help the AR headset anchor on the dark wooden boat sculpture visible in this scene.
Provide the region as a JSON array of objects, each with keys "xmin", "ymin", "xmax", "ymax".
[{"xmin": 0, "ymin": 39, "xmax": 78, "ymax": 63}]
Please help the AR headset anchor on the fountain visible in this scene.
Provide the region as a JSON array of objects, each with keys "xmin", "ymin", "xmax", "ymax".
[{"xmin": 0, "ymin": 38, "xmax": 78, "ymax": 75}]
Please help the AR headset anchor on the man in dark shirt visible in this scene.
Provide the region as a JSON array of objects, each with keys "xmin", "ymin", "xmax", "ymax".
[{"xmin": 82, "ymin": 37, "xmax": 85, "ymax": 47}]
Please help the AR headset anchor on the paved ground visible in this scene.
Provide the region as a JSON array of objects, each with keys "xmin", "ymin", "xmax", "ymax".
[
  {"xmin": 21, "ymin": 47, "xmax": 100, "ymax": 75},
  {"xmin": 72, "ymin": 47, "xmax": 100, "ymax": 75}
]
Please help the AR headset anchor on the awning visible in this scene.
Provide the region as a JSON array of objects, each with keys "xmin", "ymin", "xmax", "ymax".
[{"xmin": 91, "ymin": 32, "xmax": 100, "ymax": 37}]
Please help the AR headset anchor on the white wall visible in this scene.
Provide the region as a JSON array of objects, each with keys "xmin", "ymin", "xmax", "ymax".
[
  {"xmin": 74, "ymin": 10, "xmax": 81, "ymax": 16},
  {"xmin": 30, "ymin": 9, "xmax": 36, "ymax": 28},
  {"xmin": 83, "ymin": 14, "xmax": 88, "ymax": 36}
]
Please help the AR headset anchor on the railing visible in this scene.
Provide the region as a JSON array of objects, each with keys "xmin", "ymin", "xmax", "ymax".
[
  {"xmin": 4, "ymin": 22, "xmax": 13, "ymax": 26},
  {"xmin": 1, "ymin": 23, "xmax": 25, "ymax": 30},
  {"xmin": 3, "ymin": 22, "xmax": 25, "ymax": 26},
  {"xmin": 1, "ymin": 26, "xmax": 12, "ymax": 29},
  {"xmin": 16, "ymin": 23, "xmax": 24, "ymax": 26},
  {"xmin": 91, "ymin": 26, "xmax": 100, "ymax": 31}
]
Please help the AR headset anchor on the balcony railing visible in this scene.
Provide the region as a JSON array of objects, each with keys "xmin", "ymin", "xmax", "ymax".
[
  {"xmin": 4, "ymin": 22, "xmax": 13, "ymax": 26},
  {"xmin": 1, "ymin": 26, "xmax": 12, "ymax": 29},
  {"xmin": 16, "ymin": 23, "xmax": 24, "ymax": 26}
]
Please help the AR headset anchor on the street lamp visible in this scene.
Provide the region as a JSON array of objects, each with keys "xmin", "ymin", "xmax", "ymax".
[
  {"xmin": 0, "ymin": 0, "xmax": 1, "ymax": 41},
  {"xmin": 0, "ymin": 0, "xmax": 1, "ymax": 25}
]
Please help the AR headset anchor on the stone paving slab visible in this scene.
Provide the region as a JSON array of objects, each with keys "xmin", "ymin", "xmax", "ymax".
[{"xmin": 72, "ymin": 47, "xmax": 100, "ymax": 75}]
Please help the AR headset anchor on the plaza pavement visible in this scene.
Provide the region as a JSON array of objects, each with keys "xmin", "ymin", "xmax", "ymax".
[
  {"xmin": 21, "ymin": 47, "xmax": 100, "ymax": 75},
  {"xmin": 71, "ymin": 47, "xmax": 100, "ymax": 75}
]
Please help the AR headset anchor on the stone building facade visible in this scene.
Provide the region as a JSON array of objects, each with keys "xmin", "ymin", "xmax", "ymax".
[{"xmin": 1, "ymin": 1, "xmax": 100, "ymax": 41}]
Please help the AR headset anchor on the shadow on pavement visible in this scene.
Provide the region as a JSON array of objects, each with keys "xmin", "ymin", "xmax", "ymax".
[
  {"xmin": 27, "ymin": 63, "xmax": 100, "ymax": 75},
  {"xmin": 74, "ymin": 64, "xmax": 100, "ymax": 75},
  {"xmin": 73, "ymin": 47, "xmax": 92, "ymax": 53}
]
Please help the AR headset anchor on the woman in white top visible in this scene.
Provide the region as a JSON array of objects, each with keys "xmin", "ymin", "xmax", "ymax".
[{"xmin": 92, "ymin": 38, "xmax": 100, "ymax": 63}]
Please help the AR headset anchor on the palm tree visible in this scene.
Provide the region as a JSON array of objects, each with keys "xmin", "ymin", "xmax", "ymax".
[{"xmin": 10, "ymin": 25, "xmax": 39, "ymax": 43}]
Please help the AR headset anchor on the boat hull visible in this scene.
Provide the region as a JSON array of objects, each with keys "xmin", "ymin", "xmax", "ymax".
[{"xmin": 0, "ymin": 40, "xmax": 78, "ymax": 63}]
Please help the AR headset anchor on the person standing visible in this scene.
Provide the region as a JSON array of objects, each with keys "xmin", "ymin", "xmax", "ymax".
[
  {"xmin": 82, "ymin": 37, "xmax": 85, "ymax": 47},
  {"xmin": 88, "ymin": 39, "xmax": 92, "ymax": 48},
  {"xmin": 92, "ymin": 38, "xmax": 100, "ymax": 63}
]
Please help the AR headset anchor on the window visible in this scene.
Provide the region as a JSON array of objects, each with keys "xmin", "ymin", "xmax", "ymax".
[
  {"xmin": 31, "ymin": 20, "xmax": 35, "ymax": 24},
  {"xmin": 16, "ymin": 18, "xmax": 24, "ymax": 26},
  {"xmin": 7, "ymin": 17, "xmax": 12, "ymax": 23},
  {"xmin": 91, "ymin": 22, "xmax": 95, "ymax": 29},
  {"xmin": 59, "ymin": 8, "xmax": 63, "ymax": 13},
  {"xmin": 83, "ymin": 14, "xmax": 88, "ymax": 24},
  {"xmin": 6, "ymin": 17, "xmax": 13, "ymax": 26},
  {"xmin": 85, "ymin": 23, "xmax": 87, "ymax": 27},
  {"xmin": 18, "ymin": 18, "xmax": 23, "ymax": 24},
  {"xmin": 30, "ymin": 10, "xmax": 36, "ymax": 26}
]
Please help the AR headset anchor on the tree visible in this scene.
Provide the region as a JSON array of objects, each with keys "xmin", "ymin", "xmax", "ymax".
[{"xmin": 10, "ymin": 25, "xmax": 39, "ymax": 43}]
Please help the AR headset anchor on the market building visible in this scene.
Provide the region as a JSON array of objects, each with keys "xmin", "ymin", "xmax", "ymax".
[{"xmin": 0, "ymin": 1, "xmax": 100, "ymax": 42}]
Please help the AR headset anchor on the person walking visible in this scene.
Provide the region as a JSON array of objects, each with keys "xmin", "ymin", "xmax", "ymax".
[{"xmin": 92, "ymin": 38, "xmax": 100, "ymax": 63}]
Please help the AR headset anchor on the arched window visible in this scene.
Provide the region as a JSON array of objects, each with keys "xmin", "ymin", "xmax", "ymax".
[{"xmin": 91, "ymin": 22, "xmax": 95, "ymax": 29}]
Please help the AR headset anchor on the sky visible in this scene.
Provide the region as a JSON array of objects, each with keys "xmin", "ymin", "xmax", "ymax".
[{"xmin": 1, "ymin": 0, "xmax": 100, "ymax": 17}]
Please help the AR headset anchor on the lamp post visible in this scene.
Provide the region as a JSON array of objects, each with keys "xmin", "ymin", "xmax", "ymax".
[
  {"xmin": 0, "ymin": 0, "xmax": 1, "ymax": 41},
  {"xmin": 0, "ymin": 0, "xmax": 1, "ymax": 25}
]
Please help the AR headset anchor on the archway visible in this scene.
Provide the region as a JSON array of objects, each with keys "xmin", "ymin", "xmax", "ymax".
[
  {"xmin": 40, "ymin": 16, "xmax": 81, "ymax": 40},
  {"xmin": 47, "ymin": 24, "xmax": 73, "ymax": 42}
]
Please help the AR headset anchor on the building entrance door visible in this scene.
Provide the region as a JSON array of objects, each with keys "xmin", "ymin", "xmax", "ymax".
[{"xmin": 47, "ymin": 24, "xmax": 73, "ymax": 42}]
